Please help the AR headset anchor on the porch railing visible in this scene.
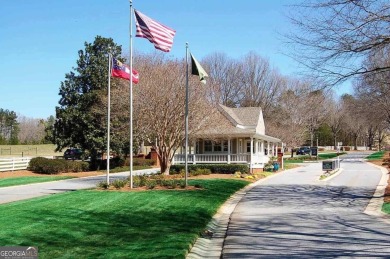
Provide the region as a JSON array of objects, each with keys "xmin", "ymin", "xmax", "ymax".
[{"xmin": 173, "ymin": 154, "xmax": 268, "ymax": 164}]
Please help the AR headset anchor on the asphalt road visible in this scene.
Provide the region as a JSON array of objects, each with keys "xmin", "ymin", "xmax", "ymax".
[
  {"xmin": 222, "ymin": 152, "xmax": 390, "ymax": 258},
  {"xmin": 0, "ymin": 168, "xmax": 159, "ymax": 204}
]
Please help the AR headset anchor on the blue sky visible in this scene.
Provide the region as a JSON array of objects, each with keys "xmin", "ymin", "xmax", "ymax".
[{"xmin": 0, "ymin": 0, "xmax": 352, "ymax": 119}]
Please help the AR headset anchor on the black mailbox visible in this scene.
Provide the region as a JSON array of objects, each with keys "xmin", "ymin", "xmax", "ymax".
[
  {"xmin": 311, "ymin": 147, "xmax": 318, "ymax": 156},
  {"xmin": 322, "ymin": 160, "xmax": 335, "ymax": 171}
]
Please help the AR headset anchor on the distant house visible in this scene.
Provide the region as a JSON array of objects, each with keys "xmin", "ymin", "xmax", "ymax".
[{"xmin": 173, "ymin": 104, "xmax": 282, "ymax": 171}]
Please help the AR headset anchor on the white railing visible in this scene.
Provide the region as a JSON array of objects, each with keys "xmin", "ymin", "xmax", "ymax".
[
  {"xmin": 173, "ymin": 153, "xmax": 270, "ymax": 165},
  {"xmin": 0, "ymin": 156, "xmax": 54, "ymax": 172},
  {"xmin": 0, "ymin": 157, "xmax": 32, "ymax": 172},
  {"xmin": 230, "ymin": 154, "xmax": 250, "ymax": 163}
]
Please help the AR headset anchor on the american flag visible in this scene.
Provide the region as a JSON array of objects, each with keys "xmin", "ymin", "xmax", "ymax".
[{"xmin": 134, "ymin": 9, "xmax": 176, "ymax": 52}]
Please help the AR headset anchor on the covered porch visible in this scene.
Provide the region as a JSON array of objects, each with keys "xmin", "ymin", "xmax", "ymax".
[{"xmin": 173, "ymin": 135, "xmax": 282, "ymax": 169}]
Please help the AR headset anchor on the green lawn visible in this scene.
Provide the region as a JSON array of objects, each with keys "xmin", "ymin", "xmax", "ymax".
[
  {"xmin": 382, "ymin": 203, "xmax": 390, "ymax": 214},
  {"xmin": 284, "ymin": 152, "xmax": 346, "ymax": 164},
  {"xmin": 366, "ymin": 151, "xmax": 385, "ymax": 160},
  {"xmin": 0, "ymin": 179, "xmax": 248, "ymax": 258},
  {"xmin": 0, "ymin": 176, "xmax": 74, "ymax": 188}
]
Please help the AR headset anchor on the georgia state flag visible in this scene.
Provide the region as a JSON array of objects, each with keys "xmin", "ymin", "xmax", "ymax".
[{"xmin": 111, "ymin": 58, "xmax": 139, "ymax": 84}]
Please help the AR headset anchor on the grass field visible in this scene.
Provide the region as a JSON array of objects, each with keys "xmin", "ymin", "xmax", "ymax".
[
  {"xmin": 366, "ymin": 151, "xmax": 385, "ymax": 160},
  {"xmin": 0, "ymin": 176, "xmax": 74, "ymax": 188},
  {"xmin": 0, "ymin": 144, "xmax": 61, "ymax": 157},
  {"xmin": 382, "ymin": 203, "xmax": 390, "ymax": 214},
  {"xmin": 0, "ymin": 179, "xmax": 248, "ymax": 258}
]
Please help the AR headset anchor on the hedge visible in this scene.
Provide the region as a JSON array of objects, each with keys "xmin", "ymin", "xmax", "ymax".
[
  {"xmin": 169, "ymin": 164, "xmax": 249, "ymax": 174},
  {"xmin": 125, "ymin": 158, "xmax": 156, "ymax": 167},
  {"xmin": 28, "ymin": 157, "xmax": 89, "ymax": 174}
]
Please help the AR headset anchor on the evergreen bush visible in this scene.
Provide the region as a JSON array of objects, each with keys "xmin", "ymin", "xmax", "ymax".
[
  {"xmin": 170, "ymin": 164, "xmax": 249, "ymax": 174},
  {"xmin": 28, "ymin": 157, "xmax": 89, "ymax": 174}
]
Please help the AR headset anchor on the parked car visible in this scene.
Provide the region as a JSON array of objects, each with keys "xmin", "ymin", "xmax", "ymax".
[
  {"xmin": 296, "ymin": 146, "xmax": 311, "ymax": 155},
  {"xmin": 64, "ymin": 148, "xmax": 83, "ymax": 160}
]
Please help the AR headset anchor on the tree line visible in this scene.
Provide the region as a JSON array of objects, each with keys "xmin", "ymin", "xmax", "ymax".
[
  {"xmin": 50, "ymin": 34, "xmax": 389, "ymax": 173},
  {"xmin": 0, "ymin": 108, "xmax": 54, "ymax": 145}
]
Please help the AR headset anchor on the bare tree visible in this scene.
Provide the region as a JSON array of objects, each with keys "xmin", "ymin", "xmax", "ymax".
[
  {"xmin": 341, "ymin": 94, "xmax": 365, "ymax": 150},
  {"xmin": 17, "ymin": 115, "xmax": 46, "ymax": 144},
  {"xmin": 133, "ymin": 53, "xmax": 219, "ymax": 174},
  {"xmin": 327, "ymin": 98, "xmax": 345, "ymax": 149},
  {"xmin": 286, "ymin": 0, "xmax": 390, "ymax": 85},
  {"xmin": 202, "ymin": 53, "xmax": 244, "ymax": 107},
  {"xmin": 239, "ymin": 52, "xmax": 285, "ymax": 118},
  {"xmin": 267, "ymin": 79, "xmax": 310, "ymax": 157}
]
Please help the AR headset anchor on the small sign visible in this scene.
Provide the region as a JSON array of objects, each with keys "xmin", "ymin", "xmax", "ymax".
[
  {"xmin": 337, "ymin": 142, "xmax": 343, "ymax": 146},
  {"xmin": 322, "ymin": 161, "xmax": 335, "ymax": 171},
  {"xmin": 310, "ymin": 147, "xmax": 318, "ymax": 156}
]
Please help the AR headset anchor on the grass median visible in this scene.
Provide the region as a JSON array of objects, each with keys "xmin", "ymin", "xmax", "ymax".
[
  {"xmin": 0, "ymin": 176, "xmax": 74, "ymax": 188},
  {"xmin": 0, "ymin": 179, "xmax": 248, "ymax": 258}
]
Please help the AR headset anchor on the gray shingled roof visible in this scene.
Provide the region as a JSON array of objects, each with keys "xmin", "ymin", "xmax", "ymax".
[
  {"xmin": 218, "ymin": 104, "xmax": 261, "ymax": 127},
  {"xmin": 192, "ymin": 104, "xmax": 281, "ymax": 142}
]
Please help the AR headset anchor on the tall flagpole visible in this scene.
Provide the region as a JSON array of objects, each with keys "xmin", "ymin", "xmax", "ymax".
[
  {"xmin": 129, "ymin": 0, "xmax": 134, "ymax": 189},
  {"xmin": 185, "ymin": 43, "xmax": 189, "ymax": 187},
  {"xmin": 107, "ymin": 52, "xmax": 112, "ymax": 185}
]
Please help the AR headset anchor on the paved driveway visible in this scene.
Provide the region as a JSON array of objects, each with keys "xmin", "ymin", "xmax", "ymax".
[
  {"xmin": 222, "ymin": 153, "xmax": 390, "ymax": 258},
  {"xmin": 0, "ymin": 168, "xmax": 159, "ymax": 204}
]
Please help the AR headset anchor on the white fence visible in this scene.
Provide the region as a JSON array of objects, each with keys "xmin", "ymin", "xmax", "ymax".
[{"xmin": 0, "ymin": 156, "xmax": 54, "ymax": 172}]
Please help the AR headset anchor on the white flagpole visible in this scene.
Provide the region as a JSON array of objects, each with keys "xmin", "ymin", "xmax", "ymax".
[
  {"xmin": 129, "ymin": 0, "xmax": 134, "ymax": 189},
  {"xmin": 185, "ymin": 43, "xmax": 189, "ymax": 187},
  {"xmin": 107, "ymin": 52, "xmax": 111, "ymax": 185}
]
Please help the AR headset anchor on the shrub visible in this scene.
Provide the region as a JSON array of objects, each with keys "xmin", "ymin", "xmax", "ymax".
[
  {"xmin": 145, "ymin": 179, "xmax": 157, "ymax": 189},
  {"xmin": 90, "ymin": 156, "xmax": 126, "ymax": 171},
  {"xmin": 28, "ymin": 157, "xmax": 90, "ymax": 174},
  {"xmin": 191, "ymin": 168, "xmax": 211, "ymax": 176},
  {"xmin": 132, "ymin": 175, "xmax": 148, "ymax": 187},
  {"xmin": 97, "ymin": 181, "xmax": 110, "ymax": 189},
  {"xmin": 170, "ymin": 164, "xmax": 249, "ymax": 174},
  {"xmin": 112, "ymin": 179, "xmax": 128, "ymax": 189},
  {"xmin": 161, "ymin": 179, "xmax": 177, "ymax": 189},
  {"xmin": 125, "ymin": 158, "xmax": 156, "ymax": 167}
]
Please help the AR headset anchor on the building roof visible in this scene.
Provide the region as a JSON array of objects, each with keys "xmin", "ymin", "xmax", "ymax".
[
  {"xmin": 218, "ymin": 104, "xmax": 260, "ymax": 127},
  {"xmin": 193, "ymin": 104, "xmax": 281, "ymax": 142}
]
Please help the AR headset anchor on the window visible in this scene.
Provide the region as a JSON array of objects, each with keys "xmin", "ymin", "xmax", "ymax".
[
  {"xmin": 223, "ymin": 141, "xmax": 229, "ymax": 152},
  {"xmin": 203, "ymin": 140, "xmax": 229, "ymax": 152},
  {"xmin": 204, "ymin": 140, "xmax": 212, "ymax": 152},
  {"xmin": 214, "ymin": 142, "xmax": 222, "ymax": 152},
  {"xmin": 246, "ymin": 141, "xmax": 251, "ymax": 153}
]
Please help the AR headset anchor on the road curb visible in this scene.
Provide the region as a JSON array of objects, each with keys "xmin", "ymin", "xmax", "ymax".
[
  {"xmin": 319, "ymin": 167, "xmax": 343, "ymax": 182},
  {"xmin": 186, "ymin": 172, "xmax": 281, "ymax": 259},
  {"xmin": 364, "ymin": 162, "xmax": 390, "ymax": 220}
]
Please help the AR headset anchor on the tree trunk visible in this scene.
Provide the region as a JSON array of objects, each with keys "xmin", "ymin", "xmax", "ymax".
[
  {"xmin": 353, "ymin": 134, "xmax": 358, "ymax": 151},
  {"xmin": 157, "ymin": 150, "xmax": 172, "ymax": 175}
]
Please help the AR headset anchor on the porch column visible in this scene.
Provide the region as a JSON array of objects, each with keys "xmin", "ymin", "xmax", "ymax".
[
  {"xmin": 254, "ymin": 139, "xmax": 258, "ymax": 154},
  {"xmin": 227, "ymin": 138, "xmax": 231, "ymax": 164},
  {"xmin": 267, "ymin": 141, "xmax": 270, "ymax": 157},
  {"xmin": 193, "ymin": 139, "xmax": 197, "ymax": 164},
  {"xmin": 272, "ymin": 143, "xmax": 275, "ymax": 156},
  {"xmin": 261, "ymin": 141, "xmax": 264, "ymax": 155},
  {"xmin": 250, "ymin": 137, "xmax": 254, "ymax": 172}
]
